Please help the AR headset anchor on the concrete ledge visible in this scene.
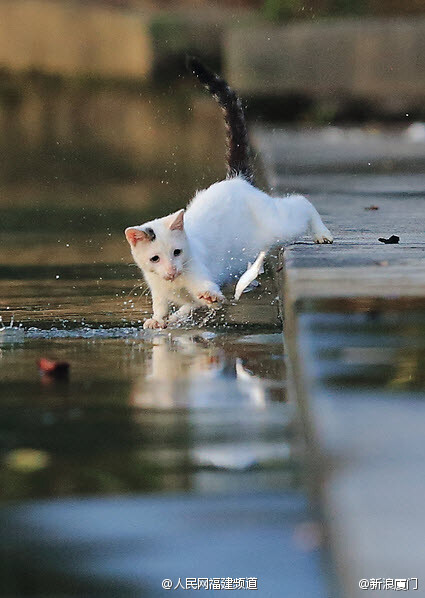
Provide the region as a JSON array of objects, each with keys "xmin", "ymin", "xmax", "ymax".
[{"xmin": 258, "ymin": 126, "xmax": 425, "ymax": 597}]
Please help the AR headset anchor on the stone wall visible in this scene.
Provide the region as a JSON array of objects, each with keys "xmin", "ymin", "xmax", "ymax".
[
  {"xmin": 0, "ymin": 0, "xmax": 152, "ymax": 79},
  {"xmin": 91, "ymin": 0, "xmax": 425, "ymax": 15},
  {"xmin": 226, "ymin": 18, "xmax": 425, "ymax": 113}
]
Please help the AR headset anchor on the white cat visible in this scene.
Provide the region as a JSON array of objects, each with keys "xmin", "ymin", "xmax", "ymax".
[{"xmin": 125, "ymin": 58, "xmax": 333, "ymax": 329}]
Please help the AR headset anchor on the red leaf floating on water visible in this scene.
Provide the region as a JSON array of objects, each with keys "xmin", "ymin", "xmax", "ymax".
[{"xmin": 37, "ymin": 358, "xmax": 70, "ymax": 378}]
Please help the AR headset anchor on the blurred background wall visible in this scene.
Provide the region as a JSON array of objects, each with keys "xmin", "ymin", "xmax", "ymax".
[
  {"xmin": 0, "ymin": 0, "xmax": 424, "ymax": 188},
  {"xmin": 90, "ymin": 0, "xmax": 425, "ymax": 16}
]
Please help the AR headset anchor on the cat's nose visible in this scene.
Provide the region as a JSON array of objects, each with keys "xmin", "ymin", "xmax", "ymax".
[{"xmin": 165, "ymin": 266, "xmax": 178, "ymax": 281}]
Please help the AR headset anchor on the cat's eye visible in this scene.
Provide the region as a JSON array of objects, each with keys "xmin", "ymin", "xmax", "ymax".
[
  {"xmin": 173, "ymin": 249, "xmax": 182, "ymax": 256},
  {"xmin": 150, "ymin": 255, "xmax": 160, "ymax": 263}
]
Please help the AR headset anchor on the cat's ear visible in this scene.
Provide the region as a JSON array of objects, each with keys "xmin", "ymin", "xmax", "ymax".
[
  {"xmin": 125, "ymin": 227, "xmax": 150, "ymax": 247},
  {"xmin": 169, "ymin": 209, "xmax": 185, "ymax": 231}
]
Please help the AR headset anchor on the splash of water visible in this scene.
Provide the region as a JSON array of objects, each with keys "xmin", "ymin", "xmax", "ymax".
[{"xmin": 0, "ymin": 315, "xmax": 25, "ymax": 344}]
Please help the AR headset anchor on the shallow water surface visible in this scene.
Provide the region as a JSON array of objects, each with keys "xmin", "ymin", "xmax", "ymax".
[
  {"xmin": 0, "ymin": 106, "xmax": 335, "ymax": 594},
  {"xmin": 0, "ymin": 266, "xmax": 299, "ymax": 501},
  {"xmin": 0, "ymin": 268, "xmax": 321, "ymax": 598}
]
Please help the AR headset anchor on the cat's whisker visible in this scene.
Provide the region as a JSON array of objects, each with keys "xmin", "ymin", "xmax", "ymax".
[{"xmin": 125, "ymin": 283, "xmax": 146, "ymax": 299}]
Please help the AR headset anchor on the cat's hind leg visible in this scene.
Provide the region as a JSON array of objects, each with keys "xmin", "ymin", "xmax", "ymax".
[{"xmin": 310, "ymin": 208, "xmax": 333, "ymax": 244}]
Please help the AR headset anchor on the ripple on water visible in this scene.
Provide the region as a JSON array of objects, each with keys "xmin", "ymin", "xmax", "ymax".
[
  {"xmin": 25, "ymin": 326, "xmax": 143, "ymax": 339},
  {"xmin": 23, "ymin": 326, "xmax": 220, "ymax": 340}
]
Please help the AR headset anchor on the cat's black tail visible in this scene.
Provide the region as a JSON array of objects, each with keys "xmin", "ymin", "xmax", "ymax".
[{"xmin": 187, "ymin": 56, "xmax": 253, "ymax": 183}]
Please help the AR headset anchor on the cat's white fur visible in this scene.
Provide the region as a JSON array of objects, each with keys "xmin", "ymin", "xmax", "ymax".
[{"xmin": 125, "ymin": 176, "xmax": 333, "ymax": 329}]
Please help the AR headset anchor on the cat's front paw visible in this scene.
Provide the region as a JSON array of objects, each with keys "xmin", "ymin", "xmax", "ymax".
[
  {"xmin": 143, "ymin": 318, "xmax": 167, "ymax": 330},
  {"xmin": 197, "ymin": 289, "xmax": 225, "ymax": 305}
]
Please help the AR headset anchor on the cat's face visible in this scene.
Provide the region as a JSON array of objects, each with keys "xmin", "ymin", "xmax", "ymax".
[{"xmin": 125, "ymin": 210, "xmax": 188, "ymax": 281}]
